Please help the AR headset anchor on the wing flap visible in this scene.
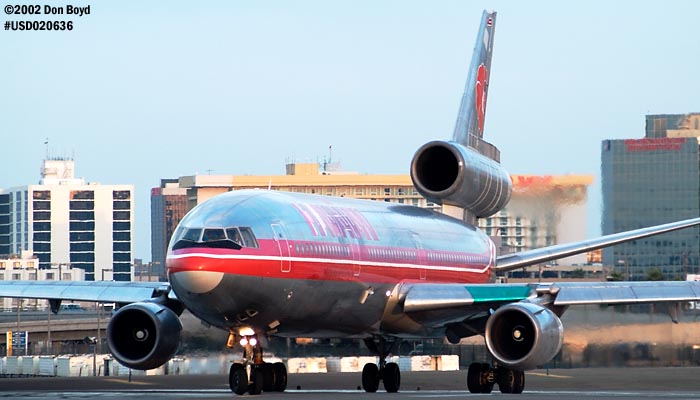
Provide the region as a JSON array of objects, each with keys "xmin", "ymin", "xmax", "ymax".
[
  {"xmin": 403, "ymin": 283, "xmax": 533, "ymax": 312},
  {"xmin": 0, "ymin": 281, "xmax": 170, "ymax": 304}
]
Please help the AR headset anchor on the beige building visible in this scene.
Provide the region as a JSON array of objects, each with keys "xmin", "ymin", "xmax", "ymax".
[
  {"xmin": 0, "ymin": 251, "xmax": 85, "ymax": 310},
  {"xmin": 153, "ymin": 163, "xmax": 593, "ymax": 269},
  {"xmin": 177, "ymin": 162, "xmax": 434, "ymax": 210}
]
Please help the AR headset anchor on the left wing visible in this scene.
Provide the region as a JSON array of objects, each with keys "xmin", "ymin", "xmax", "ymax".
[{"xmin": 401, "ymin": 281, "xmax": 700, "ymax": 314}]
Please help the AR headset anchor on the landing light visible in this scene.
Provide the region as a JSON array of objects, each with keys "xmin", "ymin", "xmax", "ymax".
[{"xmin": 239, "ymin": 327, "xmax": 255, "ymax": 336}]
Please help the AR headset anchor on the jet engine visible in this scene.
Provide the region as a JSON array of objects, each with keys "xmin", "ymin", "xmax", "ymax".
[
  {"xmin": 484, "ymin": 302, "xmax": 563, "ymax": 370},
  {"xmin": 410, "ymin": 140, "xmax": 511, "ymax": 218},
  {"xmin": 107, "ymin": 302, "xmax": 182, "ymax": 370}
]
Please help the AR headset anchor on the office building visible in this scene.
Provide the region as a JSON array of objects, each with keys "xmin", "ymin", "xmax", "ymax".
[
  {"xmin": 0, "ymin": 158, "xmax": 134, "ymax": 281},
  {"xmin": 152, "ymin": 162, "xmax": 592, "ymax": 268},
  {"xmin": 602, "ymin": 113, "xmax": 700, "ymax": 280},
  {"xmin": 150, "ymin": 180, "xmax": 188, "ymax": 277}
]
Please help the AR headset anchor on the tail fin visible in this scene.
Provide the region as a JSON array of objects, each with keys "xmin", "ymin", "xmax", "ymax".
[{"xmin": 452, "ymin": 10, "xmax": 497, "ymax": 149}]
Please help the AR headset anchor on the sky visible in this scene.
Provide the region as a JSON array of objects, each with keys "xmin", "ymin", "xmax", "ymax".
[{"xmin": 2, "ymin": 0, "xmax": 700, "ymax": 262}]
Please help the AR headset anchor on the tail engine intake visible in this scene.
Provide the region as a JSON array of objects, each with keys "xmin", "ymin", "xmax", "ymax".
[
  {"xmin": 410, "ymin": 140, "xmax": 511, "ymax": 218},
  {"xmin": 484, "ymin": 302, "xmax": 563, "ymax": 370},
  {"xmin": 107, "ymin": 302, "xmax": 182, "ymax": 370}
]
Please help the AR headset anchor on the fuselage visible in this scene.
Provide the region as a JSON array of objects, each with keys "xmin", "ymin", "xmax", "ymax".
[{"xmin": 166, "ymin": 190, "xmax": 495, "ymax": 338}]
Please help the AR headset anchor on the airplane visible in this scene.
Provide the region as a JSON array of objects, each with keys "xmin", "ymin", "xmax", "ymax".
[{"xmin": 3, "ymin": 9, "xmax": 700, "ymax": 396}]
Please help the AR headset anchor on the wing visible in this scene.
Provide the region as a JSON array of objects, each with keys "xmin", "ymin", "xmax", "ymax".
[
  {"xmin": 399, "ymin": 280, "xmax": 700, "ymax": 337},
  {"xmin": 402, "ymin": 281, "xmax": 700, "ymax": 312},
  {"xmin": 494, "ymin": 217, "xmax": 700, "ymax": 273},
  {"xmin": 0, "ymin": 280, "xmax": 174, "ymax": 305}
]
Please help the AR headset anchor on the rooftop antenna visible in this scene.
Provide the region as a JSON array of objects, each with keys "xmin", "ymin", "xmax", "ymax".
[{"xmin": 44, "ymin": 138, "xmax": 49, "ymax": 159}]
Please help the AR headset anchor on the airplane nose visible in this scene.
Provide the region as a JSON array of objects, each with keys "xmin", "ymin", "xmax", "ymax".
[{"xmin": 170, "ymin": 270, "xmax": 224, "ymax": 294}]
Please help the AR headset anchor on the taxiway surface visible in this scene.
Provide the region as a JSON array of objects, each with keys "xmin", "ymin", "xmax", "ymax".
[{"xmin": 1, "ymin": 368, "xmax": 699, "ymax": 399}]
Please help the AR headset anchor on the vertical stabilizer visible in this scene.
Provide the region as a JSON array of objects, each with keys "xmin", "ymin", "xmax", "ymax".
[{"xmin": 452, "ymin": 11, "xmax": 496, "ymax": 149}]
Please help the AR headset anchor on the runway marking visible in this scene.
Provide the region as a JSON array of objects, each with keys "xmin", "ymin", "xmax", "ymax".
[{"xmin": 526, "ymin": 371, "xmax": 573, "ymax": 379}]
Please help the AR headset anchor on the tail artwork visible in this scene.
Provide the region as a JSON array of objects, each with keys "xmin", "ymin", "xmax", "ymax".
[{"xmin": 452, "ymin": 10, "xmax": 497, "ymax": 149}]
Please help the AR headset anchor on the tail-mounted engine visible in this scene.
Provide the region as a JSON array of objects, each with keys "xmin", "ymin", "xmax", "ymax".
[
  {"xmin": 484, "ymin": 302, "xmax": 563, "ymax": 370},
  {"xmin": 107, "ymin": 302, "xmax": 182, "ymax": 370},
  {"xmin": 410, "ymin": 140, "xmax": 511, "ymax": 218}
]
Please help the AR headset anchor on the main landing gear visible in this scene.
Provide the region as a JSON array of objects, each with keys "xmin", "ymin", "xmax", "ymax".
[
  {"xmin": 467, "ymin": 362, "xmax": 525, "ymax": 394},
  {"xmin": 361, "ymin": 337, "xmax": 401, "ymax": 393},
  {"xmin": 228, "ymin": 333, "xmax": 287, "ymax": 396}
]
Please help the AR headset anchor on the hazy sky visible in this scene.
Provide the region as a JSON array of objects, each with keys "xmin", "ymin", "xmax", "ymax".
[{"xmin": 2, "ymin": 1, "xmax": 700, "ymax": 261}]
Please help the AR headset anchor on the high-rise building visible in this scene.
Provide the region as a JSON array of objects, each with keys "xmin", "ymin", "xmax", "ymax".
[
  {"xmin": 150, "ymin": 180, "xmax": 188, "ymax": 277},
  {"xmin": 602, "ymin": 113, "xmax": 700, "ymax": 280},
  {"xmin": 0, "ymin": 158, "xmax": 134, "ymax": 281},
  {"xmin": 151, "ymin": 162, "xmax": 592, "ymax": 270}
]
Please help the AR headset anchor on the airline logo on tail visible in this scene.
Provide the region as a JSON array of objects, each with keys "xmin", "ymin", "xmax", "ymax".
[
  {"xmin": 475, "ymin": 63, "xmax": 488, "ymax": 133},
  {"xmin": 452, "ymin": 10, "xmax": 496, "ymax": 147}
]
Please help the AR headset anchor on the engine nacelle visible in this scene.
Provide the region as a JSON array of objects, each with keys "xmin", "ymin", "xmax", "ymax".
[
  {"xmin": 107, "ymin": 302, "xmax": 182, "ymax": 370},
  {"xmin": 484, "ymin": 302, "xmax": 563, "ymax": 370},
  {"xmin": 410, "ymin": 140, "xmax": 511, "ymax": 218}
]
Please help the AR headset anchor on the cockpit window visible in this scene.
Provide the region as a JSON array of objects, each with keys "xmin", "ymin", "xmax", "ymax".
[
  {"xmin": 239, "ymin": 227, "xmax": 259, "ymax": 248},
  {"xmin": 182, "ymin": 228, "xmax": 202, "ymax": 242},
  {"xmin": 172, "ymin": 226, "xmax": 259, "ymax": 250},
  {"xmin": 202, "ymin": 228, "xmax": 226, "ymax": 242}
]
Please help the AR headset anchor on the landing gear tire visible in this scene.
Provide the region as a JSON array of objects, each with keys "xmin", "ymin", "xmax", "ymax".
[
  {"xmin": 249, "ymin": 368, "xmax": 264, "ymax": 395},
  {"xmin": 259, "ymin": 363, "xmax": 275, "ymax": 392},
  {"xmin": 229, "ymin": 364, "xmax": 248, "ymax": 395},
  {"xmin": 361, "ymin": 363, "xmax": 380, "ymax": 393},
  {"xmin": 272, "ymin": 362, "xmax": 288, "ymax": 392},
  {"xmin": 498, "ymin": 368, "xmax": 525, "ymax": 394},
  {"xmin": 467, "ymin": 362, "xmax": 493, "ymax": 394},
  {"xmin": 383, "ymin": 362, "xmax": 401, "ymax": 393}
]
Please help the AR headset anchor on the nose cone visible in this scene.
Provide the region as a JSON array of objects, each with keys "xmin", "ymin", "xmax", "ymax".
[{"xmin": 170, "ymin": 270, "xmax": 224, "ymax": 294}]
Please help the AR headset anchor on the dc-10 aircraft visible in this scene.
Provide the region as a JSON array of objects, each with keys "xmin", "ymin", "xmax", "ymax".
[{"xmin": 3, "ymin": 9, "xmax": 700, "ymax": 396}]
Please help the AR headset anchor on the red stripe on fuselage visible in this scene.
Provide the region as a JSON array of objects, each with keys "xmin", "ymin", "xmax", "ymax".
[{"xmin": 168, "ymin": 239, "xmax": 492, "ymax": 284}]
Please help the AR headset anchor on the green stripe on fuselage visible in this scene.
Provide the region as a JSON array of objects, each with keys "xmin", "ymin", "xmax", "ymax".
[{"xmin": 466, "ymin": 285, "xmax": 532, "ymax": 303}]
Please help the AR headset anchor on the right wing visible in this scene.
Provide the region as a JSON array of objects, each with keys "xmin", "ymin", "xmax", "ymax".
[
  {"xmin": 495, "ymin": 217, "xmax": 700, "ymax": 273},
  {"xmin": 0, "ymin": 280, "xmax": 174, "ymax": 305}
]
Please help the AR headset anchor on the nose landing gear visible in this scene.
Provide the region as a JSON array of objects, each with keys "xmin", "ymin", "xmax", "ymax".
[{"xmin": 227, "ymin": 332, "xmax": 287, "ymax": 396}]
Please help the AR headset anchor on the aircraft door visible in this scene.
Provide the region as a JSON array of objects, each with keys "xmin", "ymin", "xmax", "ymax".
[
  {"xmin": 271, "ymin": 224, "xmax": 291, "ymax": 273},
  {"xmin": 412, "ymin": 233, "xmax": 426, "ymax": 280},
  {"xmin": 345, "ymin": 229, "xmax": 361, "ymax": 277}
]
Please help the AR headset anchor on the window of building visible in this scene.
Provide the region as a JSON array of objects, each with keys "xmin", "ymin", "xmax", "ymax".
[
  {"xmin": 70, "ymin": 191, "xmax": 94, "ymax": 200},
  {"xmin": 113, "ymin": 190, "xmax": 131, "ymax": 200},
  {"xmin": 69, "ymin": 211, "xmax": 95, "ymax": 221},
  {"xmin": 113, "ymin": 231, "xmax": 131, "ymax": 241},
  {"xmin": 70, "ymin": 231, "xmax": 95, "ymax": 241},
  {"xmin": 113, "ymin": 211, "xmax": 130, "ymax": 220},
  {"xmin": 33, "ymin": 222, "xmax": 51, "ymax": 231},
  {"xmin": 33, "ymin": 191, "xmax": 50, "ymax": 200},
  {"xmin": 113, "ymin": 221, "xmax": 130, "ymax": 231},
  {"xmin": 33, "ymin": 201, "xmax": 50, "ymax": 210},
  {"xmin": 69, "ymin": 201, "xmax": 94, "ymax": 210},
  {"xmin": 113, "ymin": 201, "xmax": 131, "ymax": 210}
]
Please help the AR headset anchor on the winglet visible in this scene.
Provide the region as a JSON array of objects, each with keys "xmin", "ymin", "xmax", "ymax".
[{"xmin": 452, "ymin": 10, "xmax": 497, "ymax": 147}]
